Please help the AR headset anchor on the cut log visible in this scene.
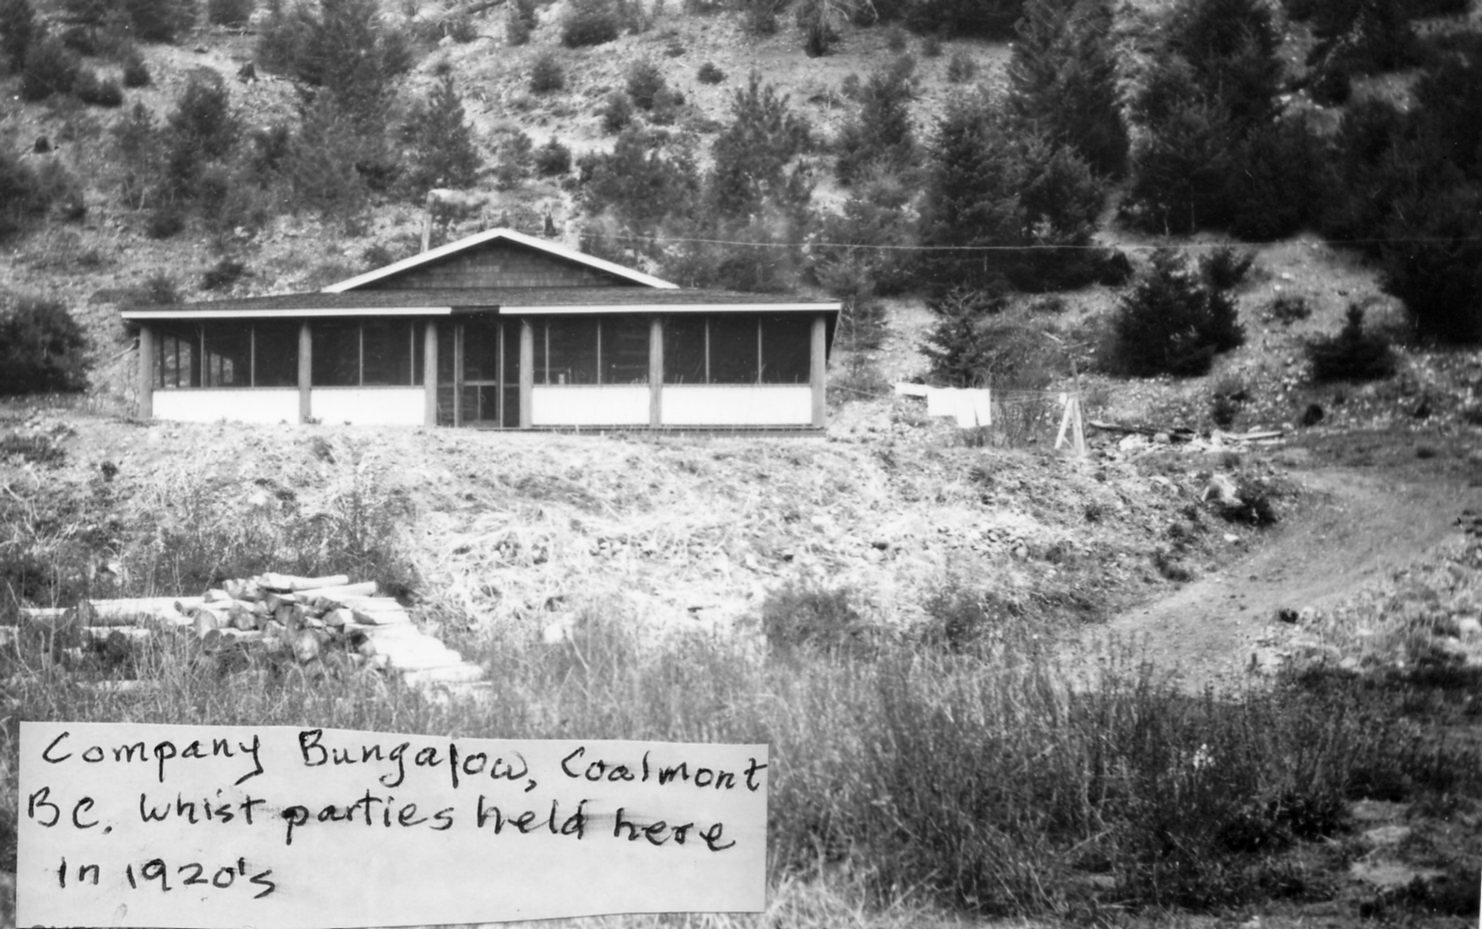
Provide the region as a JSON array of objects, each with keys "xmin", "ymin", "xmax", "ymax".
[
  {"xmin": 229, "ymin": 607, "xmax": 259, "ymax": 631},
  {"xmin": 364, "ymin": 634, "xmax": 451, "ymax": 660},
  {"xmin": 463, "ymin": 0, "xmax": 508, "ymax": 14},
  {"xmin": 291, "ymin": 629, "xmax": 324, "ymax": 663},
  {"xmin": 81, "ymin": 597, "xmax": 200, "ymax": 626},
  {"xmin": 402, "ymin": 663, "xmax": 487, "ymax": 686},
  {"xmin": 383, "ymin": 648, "xmax": 464, "ymax": 672},
  {"xmin": 191, "ymin": 606, "xmax": 227, "ymax": 636},
  {"xmin": 263, "ymin": 592, "xmax": 299, "ymax": 611},
  {"xmin": 352, "ymin": 608, "xmax": 412, "ymax": 626},
  {"xmin": 336, "ymin": 596, "xmax": 402, "ymax": 611},
  {"xmin": 302, "ymin": 582, "xmax": 380, "ymax": 606},
  {"xmin": 338, "ymin": 596, "xmax": 413, "ymax": 625},
  {"xmin": 259, "ymin": 573, "xmax": 353, "ymax": 593},
  {"xmin": 12, "ymin": 607, "xmax": 68, "ymax": 626}
]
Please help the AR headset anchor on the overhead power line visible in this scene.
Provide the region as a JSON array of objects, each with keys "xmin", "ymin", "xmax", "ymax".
[{"xmin": 597, "ymin": 231, "xmax": 1482, "ymax": 253}]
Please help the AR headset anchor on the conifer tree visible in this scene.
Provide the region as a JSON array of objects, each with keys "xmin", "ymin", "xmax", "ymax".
[
  {"xmin": 1112, "ymin": 248, "xmax": 1242, "ymax": 376},
  {"xmin": 163, "ymin": 72, "xmax": 238, "ymax": 200},
  {"xmin": 0, "ymin": 0, "xmax": 35, "ymax": 74},
  {"xmin": 20, "ymin": 34, "xmax": 78, "ymax": 101},
  {"xmin": 919, "ymin": 92, "xmax": 1111, "ymax": 293},
  {"xmin": 111, "ymin": 102, "xmax": 164, "ymax": 210},
  {"xmin": 1124, "ymin": 0, "xmax": 1286, "ymax": 232},
  {"xmin": 905, "ymin": 0, "xmax": 1021, "ymax": 39},
  {"xmin": 287, "ymin": 94, "xmax": 372, "ymax": 225},
  {"xmin": 921, "ymin": 289, "xmax": 1001, "ymax": 387},
  {"xmin": 708, "ymin": 72, "xmax": 810, "ymax": 220},
  {"xmin": 1008, "ymin": 0, "xmax": 1127, "ymax": 177},
  {"xmin": 404, "ymin": 73, "xmax": 481, "ymax": 194},
  {"xmin": 0, "ymin": 298, "xmax": 89, "ymax": 395},
  {"xmin": 835, "ymin": 56, "xmax": 916, "ymax": 185}
]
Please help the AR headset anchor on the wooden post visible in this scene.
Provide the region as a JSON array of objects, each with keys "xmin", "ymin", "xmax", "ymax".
[
  {"xmin": 136, "ymin": 323, "xmax": 154, "ymax": 420},
  {"xmin": 1071, "ymin": 394, "xmax": 1086, "ymax": 457},
  {"xmin": 452, "ymin": 324, "xmax": 462, "ymax": 427},
  {"xmin": 1055, "ymin": 392, "xmax": 1087, "ymax": 457},
  {"xmin": 298, "ymin": 321, "xmax": 312, "ymax": 424},
  {"xmin": 423, "ymin": 320, "xmax": 438, "ymax": 427},
  {"xmin": 810, "ymin": 314, "xmax": 827, "ymax": 428},
  {"xmin": 649, "ymin": 317, "xmax": 663, "ymax": 427},
  {"xmin": 518, "ymin": 318, "xmax": 534, "ymax": 429}
]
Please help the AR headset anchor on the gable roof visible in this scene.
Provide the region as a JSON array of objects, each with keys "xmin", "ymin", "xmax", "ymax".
[{"xmin": 320, "ymin": 228, "xmax": 679, "ymax": 293}]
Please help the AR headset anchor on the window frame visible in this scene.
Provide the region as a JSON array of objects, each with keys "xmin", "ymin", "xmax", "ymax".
[
  {"xmin": 310, "ymin": 320, "xmax": 421, "ymax": 388},
  {"xmin": 537, "ymin": 316, "xmax": 650, "ymax": 386},
  {"xmin": 661, "ymin": 314, "xmax": 813, "ymax": 386}
]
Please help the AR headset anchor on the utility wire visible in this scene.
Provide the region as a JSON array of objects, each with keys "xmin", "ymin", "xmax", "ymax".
[{"xmin": 597, "ymin": 231, "xmax": 1482, "ymax": 252}]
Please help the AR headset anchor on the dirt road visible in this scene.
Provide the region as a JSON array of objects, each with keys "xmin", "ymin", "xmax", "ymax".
[{"xmin": 1080, "ymin": 460, "xmax": 1481, "ymax": 691}]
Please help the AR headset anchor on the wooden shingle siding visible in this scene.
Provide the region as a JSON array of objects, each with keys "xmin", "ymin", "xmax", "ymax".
[{"xmin": 361, "ymin": 242, "xmax": 643, "ymax": 290}]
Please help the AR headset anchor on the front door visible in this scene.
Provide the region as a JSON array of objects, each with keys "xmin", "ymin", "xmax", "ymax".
[{"xmin": 453, "ymin": 318, "xmax": 520, "ymax": 427}]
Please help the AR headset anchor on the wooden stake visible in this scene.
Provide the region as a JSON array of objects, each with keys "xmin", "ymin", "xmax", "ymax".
[{"xmin": 1055, "ymin": 392, "xmax": 1072, "ymax": 450}]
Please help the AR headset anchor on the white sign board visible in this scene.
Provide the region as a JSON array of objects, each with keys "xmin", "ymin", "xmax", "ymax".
[{"xmin": 18, "ymin": 722, "xmax": 768, "ymax": 928}]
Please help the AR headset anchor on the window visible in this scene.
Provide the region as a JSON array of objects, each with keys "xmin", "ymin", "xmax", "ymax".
[
  {"xmin": 362, "ymin": 320, "xmax": 414, "ymax": 386},
  {"xmin": 543, "ymin": 317, "xmax": 599, "ymax": 385},
  {"xmin": 708, "ymin": 316, "xmax": 759, "ymax": 384},
  {"xmin": 659, "ymin": 314, "xmax": 815, "ymax": 385},
  {"xmin": 760, "ymin": 314, "xmax": 812, "ymax": 384},
  {"xmin": 662, "ymin": 317, "xmax": 706, "ymax": 385},
  {"xmin": 312, "ymin": 322, "xmax": 360, "ymax": 387},
  {"xmin": 310, "ymin": 321, "xmax": 424, "ymax": 387},
  {"xmin": 203, "ymin": 322, "xmax": 251, "ymax": 387},
  {"xmin": 603, "ymin": 317, "xmax": 650, "ymax": 384},
  {"xmin": 537, "ymin": 317, "xmax": 651, "ymax": 385},
  {"xmin": 156, "ymin": 326, "xmax": 199, "ymax": 389},
  {"xmin": 155, "ymin": 322, "xmax": 302, "ymax": 388},
  {"xmin": 254, "ymin": 323, "xmax": 299, "ymax": 387}
]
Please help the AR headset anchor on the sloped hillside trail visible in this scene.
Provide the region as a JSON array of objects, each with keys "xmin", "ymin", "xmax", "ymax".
[{"xmin": 1072, "ymin": 451, "xmax": 1482, "ymax": 693}]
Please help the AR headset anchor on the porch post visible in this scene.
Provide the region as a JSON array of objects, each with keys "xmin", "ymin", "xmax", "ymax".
[
  {"xmin": 136, "ymin": 324, "xmax": 154, "ymax": 420},
  {"xmin": 810, "ymin": 313, "xmax": 827, "ymax": 428},
  {"xmin": 519, "ymin": 318, "xmax": 534, "ymax": 429},
  {"xmin": 423, "ymin": 320, "xmax": 438, "ymax": 427},
  {"xmin": 298, "ymin": 321, "xmax": 312, "ymax": 424},
  {"xmin": 649, "ymin": 316, "xmax": 663, "ymax": 427}
]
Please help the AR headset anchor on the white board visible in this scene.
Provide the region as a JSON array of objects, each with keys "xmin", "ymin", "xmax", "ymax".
[{"xmin": 18, "ymin": 722, "xmax": 768, "ymax": 928}]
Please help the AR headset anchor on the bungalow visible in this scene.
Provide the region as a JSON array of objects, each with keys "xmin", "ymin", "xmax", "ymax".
[{"xmin": 122, "ymin": 229, "xmax": 841, "ymax": 430}]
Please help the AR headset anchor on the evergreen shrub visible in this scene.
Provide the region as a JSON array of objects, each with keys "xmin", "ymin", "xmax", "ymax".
[
  {"xmin": 0, "ymin": 297, "xmax": 90, "ymax": 396},
  {"xmin": 1112, "ymin": 248, "xmax": 1244, "ymax": 377},
  {"xmin": 529, "ymin": 52, "xmax": 565, "ymax": 92},
  {"xmin": 561, "ymin": 0, "xmax": 620, "ymax": 47},
  {"xmin": 1306, "ymin": 305, "xmax": 1395, "ymax": 382},
  {"xmin": 20, "ymin": 36, "xmax": 79, "ymax": 101}
]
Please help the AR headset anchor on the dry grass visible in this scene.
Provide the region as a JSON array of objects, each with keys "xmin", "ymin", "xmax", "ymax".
[
  {"xmin": 1293, "ymin": 536, "xmax": 1482, "ymax": 671},
  {"xmin": 5, "ymin": 416, "xmax": 1482, "ymax": 925}
]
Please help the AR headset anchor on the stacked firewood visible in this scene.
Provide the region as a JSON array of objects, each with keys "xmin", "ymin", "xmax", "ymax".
[
  {"xmin": 57, "ymin": 574, "xmax": 486, "ymax": 688},
  {"xmin": 179, "ymin": 573, "xmax": 485, "ymax": 687}
]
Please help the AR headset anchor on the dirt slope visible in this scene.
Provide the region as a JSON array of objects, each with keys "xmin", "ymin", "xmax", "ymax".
[{"xmin": 1081, "ymin": 452, "xmax": 1482, "ymax": 691}]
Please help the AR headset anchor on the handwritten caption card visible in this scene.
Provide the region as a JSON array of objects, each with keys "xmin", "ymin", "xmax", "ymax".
[{"xmin": 18, "ymin": 722, "xmax": 768, "ymax": 928}]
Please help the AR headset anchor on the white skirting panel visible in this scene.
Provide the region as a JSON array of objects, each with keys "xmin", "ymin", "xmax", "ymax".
[
  {"xmin": 531, "ymin": 385, "xmax": 650, "ymax": 426},
  {"xmin": 661, "ymin": 385, "xmax": 813, "ymax": 426},
  {"xmin": 311, "ymin": 388, "xmax": 425, "ymax": 425},
  {"xmin": 153, "ymin": 388, "xmax": 299, "ymax": 424}
]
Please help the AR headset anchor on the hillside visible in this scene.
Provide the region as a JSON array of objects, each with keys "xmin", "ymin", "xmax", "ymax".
[
  {"xmin": 7, "ymin": 1, "xmax": 1482, "ymax": 925},
  {"xmin": 3, "ymin": 0, "xmax": 1481, "ymax": 430}
]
